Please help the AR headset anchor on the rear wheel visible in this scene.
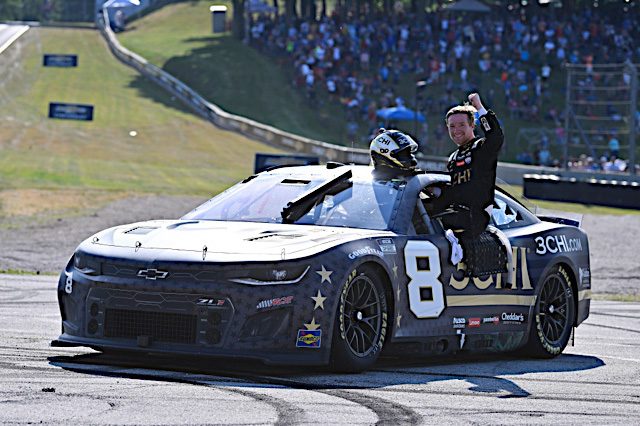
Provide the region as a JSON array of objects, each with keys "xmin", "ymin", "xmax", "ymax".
[
  {"xmin": 525, "ymin": 265, "xmax": 576, "ymax": 358},
  {"xmin": 331, "ymin": 266, "xmax": 388, "ymax": 372}
]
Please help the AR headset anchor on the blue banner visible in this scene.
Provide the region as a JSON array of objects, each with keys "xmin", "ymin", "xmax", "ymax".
[
  {"xmin": 48, "ymin": 103, "xmax": 94, "ymax": 121},
  {"xmin": 255, "ymin": 153, "xmax": 320, "ymax": 174},
  {"xmin": 43, "ymin": 54, "xmax": 78, "ymax": 67}
]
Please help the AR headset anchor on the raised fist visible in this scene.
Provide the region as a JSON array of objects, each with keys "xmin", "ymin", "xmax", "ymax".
[{"xmin": 468, "ymin": 93, "xmax": 483, "ymax": 110}]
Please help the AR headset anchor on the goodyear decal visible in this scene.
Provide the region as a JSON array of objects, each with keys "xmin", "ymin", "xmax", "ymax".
[{"xmin": 296, "ymin": 329, "xmax": 322, "ymax": 348}]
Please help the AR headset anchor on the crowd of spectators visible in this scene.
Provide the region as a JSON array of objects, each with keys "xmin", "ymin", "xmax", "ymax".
[{"xmin": 247, "ymin": 3, "xmax": 638, "ymax": 170}]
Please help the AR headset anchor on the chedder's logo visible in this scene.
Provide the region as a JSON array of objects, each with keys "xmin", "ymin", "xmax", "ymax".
[
  {"xmin": 468, "ymin": 318, "xmax": 481, "ymax": 328},
  {"xmin": 502, "ymin": 312, "xmax": 525, "ymax": 324}
]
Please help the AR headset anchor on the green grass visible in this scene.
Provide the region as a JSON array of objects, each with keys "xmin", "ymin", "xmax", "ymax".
[
  {"xmin": 114, "ymin": 1, "xmax": 566, "ymax": 157},
  {"xmin": 0, "ymin": 26, "xmax": 279, "ymax": 206},
  {"xmin": 119, "ymin": 0, "xmax": 350, "ymax": 145},
  {"xmin": 592, "ymin": 293, "xmax": 640, "ymax": 303},
  {"xmin": 0, "ymin": 269, "xmax": 56, "ymax": 276},
  {"xmin": 118, "ymin": 0, "xmax": 640, "ymax": 165}
]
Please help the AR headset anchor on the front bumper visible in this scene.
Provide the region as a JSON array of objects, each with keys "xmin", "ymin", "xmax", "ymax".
[{"xmin": 55, "ymin": 258, "xmax": 338, "ymax": 366}]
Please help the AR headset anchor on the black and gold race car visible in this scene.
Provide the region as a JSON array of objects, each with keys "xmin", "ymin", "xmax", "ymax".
[{"xmin": 53, "ymin": 164, "xmax": 591, "ymax": 372}]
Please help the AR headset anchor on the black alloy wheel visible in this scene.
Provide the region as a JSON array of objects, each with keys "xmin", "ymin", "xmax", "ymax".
[
  {"xmin": 526, "ymin": 265, "xmax": 576, "ymax": 358},
  {"xmin": 342, "ymin": 274, "xmax": 383, "ymax": 357},
  {"xmin": 331, "ymin": 266, "xmax": 388, "ymax": 372}
]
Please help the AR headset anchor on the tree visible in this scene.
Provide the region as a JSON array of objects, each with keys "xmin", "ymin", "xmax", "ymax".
[
  {"xmin": 0, "ymin": 0, "xmax": 23, "ymax": 20},
  {"xmin": 232, "ymin": 0, "xmax": 246, "ymax": 40}
]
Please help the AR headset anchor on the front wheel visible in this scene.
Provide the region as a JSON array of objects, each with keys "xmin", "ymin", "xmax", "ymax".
[
  {"xmin": 330, "ymin": 266, "xmax": 389, "ymax": 372},
  {"xmin": 525, "ymin": 265, "xmax": 576, "ymax": 358}
]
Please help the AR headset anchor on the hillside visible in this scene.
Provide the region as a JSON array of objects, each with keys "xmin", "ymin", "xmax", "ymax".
[{"xmin": 0, "ymin": 26, "xmax": 278, "ymax": 223}]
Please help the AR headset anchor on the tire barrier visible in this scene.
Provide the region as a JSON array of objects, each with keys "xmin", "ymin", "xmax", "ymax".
[{"xmin": 523, "ymin": 174, "xmax": 640, "ymax": 209}]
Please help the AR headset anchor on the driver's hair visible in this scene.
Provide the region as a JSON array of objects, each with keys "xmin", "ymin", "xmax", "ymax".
[{"xmin": 445, "ymin": 104, "xmax": 476, "ymax": 126}]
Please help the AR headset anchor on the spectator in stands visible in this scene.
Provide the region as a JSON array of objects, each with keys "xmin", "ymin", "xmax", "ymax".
[
  {"xmin": 248, "ymin": 5, "xmax": 638, "ymax": 154},
  {"xmin": 112, "ymin": 9, "xmax": 125, "ymax": 33},
  {"xmin": 608, "ymin": 134, "xmax": 620, "ymax": 158}
]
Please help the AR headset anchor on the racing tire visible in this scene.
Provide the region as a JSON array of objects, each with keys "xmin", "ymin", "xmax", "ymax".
[
  {"xmin": 330, "ymin": 266, "xmax": 389, "ymax": 373},
  {"xmin": 525, "ymin": 265, "xmax": 576, "ymax": 358}
]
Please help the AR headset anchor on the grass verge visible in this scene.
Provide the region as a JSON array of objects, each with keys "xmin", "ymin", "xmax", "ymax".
[
  {"xmin": 591, "ymin": 293, "xmax": 640, "ymax": 303},
  {"xmin": 0, "ymin": 26, "xmax": 279, "ymax": 219},
  {"xmin": 118, "ymin": 0, "xmax": 349, "ymax": 145}
]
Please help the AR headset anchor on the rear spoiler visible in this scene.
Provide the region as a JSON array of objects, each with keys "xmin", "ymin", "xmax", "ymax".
[{"xmin": 537, "ymin": 215, "xmax": 582, "ymax": 228}]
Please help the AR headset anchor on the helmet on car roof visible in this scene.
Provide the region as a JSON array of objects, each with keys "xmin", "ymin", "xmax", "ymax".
[{"xmin": 370, "ymin": 128, "xmax": 418, "ymax": 171}]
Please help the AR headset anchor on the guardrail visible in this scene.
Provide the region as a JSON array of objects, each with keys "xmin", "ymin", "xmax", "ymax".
[
  {"xmin": 98, "ymin": 8, "xmax": 374, "ymax": 165},
  {"xmin": 97, "ymin": 8, "xmax": 640, "ymax": 186}
]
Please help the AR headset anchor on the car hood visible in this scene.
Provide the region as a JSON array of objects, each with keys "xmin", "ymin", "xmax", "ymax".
[{"xmin": 79, "ymin": 220, "xmax": 395, "ymax": 262}]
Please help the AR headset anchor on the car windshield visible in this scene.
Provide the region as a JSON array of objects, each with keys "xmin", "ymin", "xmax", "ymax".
[{"xmin": 182, "ymin": 172, "xmax": 402, "ymax": 230}]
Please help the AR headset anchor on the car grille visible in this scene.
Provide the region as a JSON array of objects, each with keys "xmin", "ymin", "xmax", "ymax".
[{"xmin": 104, "ymin": 308, "xmax": 197, "ymax": 344}]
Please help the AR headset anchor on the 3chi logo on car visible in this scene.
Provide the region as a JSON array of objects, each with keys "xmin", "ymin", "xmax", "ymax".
[
  {"xmin": 449, "ymin": 246, "xmax": 532, "ymax": 291},
  {"xmin": 535, "ymin": 234, "xmax": 583, "ymax": 255}
]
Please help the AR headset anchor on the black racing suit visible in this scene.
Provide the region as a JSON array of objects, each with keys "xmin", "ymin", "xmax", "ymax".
[{"xmin": 440, "ymin": 110, "xmax": 504, "ymax": 241}]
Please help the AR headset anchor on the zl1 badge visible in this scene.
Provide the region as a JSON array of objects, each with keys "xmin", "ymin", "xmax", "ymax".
[{"xmin": 296, "ymin": 329, "xmax": 322, "ymax": 348}]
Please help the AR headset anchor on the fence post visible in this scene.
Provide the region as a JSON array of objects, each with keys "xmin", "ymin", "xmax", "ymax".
[
  {"xmin": 563, "ymin": 63, "xmax": 571, "ymax": 171},
  {"xmin": 627, "ymin": 61, "xmax": 637, "ymax": 175}
]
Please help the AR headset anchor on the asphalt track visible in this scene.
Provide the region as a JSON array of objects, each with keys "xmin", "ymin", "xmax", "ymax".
[{"xmin": 1, "ymin": 274, "xmax": 639, "ymax": 425}]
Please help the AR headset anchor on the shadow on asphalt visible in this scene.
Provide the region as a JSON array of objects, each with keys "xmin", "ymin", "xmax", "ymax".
[{"xmin": 48, "ymin": 350, "xmax": 605, "ymax": 399}]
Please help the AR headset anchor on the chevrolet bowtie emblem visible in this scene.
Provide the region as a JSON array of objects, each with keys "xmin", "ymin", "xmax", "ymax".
[{"xmin": 137, "ymin": 268, "xmax": 169, "ymax": 280}]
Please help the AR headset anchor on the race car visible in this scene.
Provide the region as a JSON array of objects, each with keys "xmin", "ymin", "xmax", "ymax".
[{"xmin": 53, "ymin": 163, "xmax": 591, "ymax": 372}]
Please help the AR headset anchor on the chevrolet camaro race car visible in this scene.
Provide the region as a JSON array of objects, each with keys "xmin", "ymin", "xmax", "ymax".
[{"xmin": 54, "ymin": 164, "xmax": 591, "ymax": 371}]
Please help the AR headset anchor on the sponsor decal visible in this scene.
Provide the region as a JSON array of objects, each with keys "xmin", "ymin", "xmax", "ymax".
[
  {"xmin": 456, "ymin": 160, "xmax": 465, "ymax": 167},
  {"xmin": 449, "ymin": 246, "xmax": 532, "ymax": 291},
  {"xmin": 534, "ymin": 235, "xmax": 583, "ymax": 255},
  {"xmin": 482, "ymin": 315, "xmax": 500, "ymax": 325},
  {"xmin": 296, "ymin": 329, "xmax": 322, "ymax": 348},
  {"xmin": 48, "ymin": 102, "xmax": 94, "ymax": 121},
  {"xmin": 348, "ymin": 246, "xmax": 384, "ymax": 259},
  {"xmin": 468, "ymin": 317, "xmax": 481, "ymax": 328},
  {"xmin": 377, "ymin": 134, "xmax": 394, "ymax": 145},
  {"xmin": 452, "ymin": 317, "xmax": 466, "ymax": 329},
  {"xmin": 376, "ymin": 238, "xmax": 397, "ymax": 254},
  {"xmin": 481, "ymin": 116, "xmax": 491, "ymax": 131},
  {"xmin": 579, "ymin": 267, "xmax": 591, "ymax": 287},
  {"xmin": 198, "ymin": 298, "xmax": 225, "ymax": 306},
  {"xmin": 43, "ymin": 54, "xmax": 78, "ymax": 67},
  {"xmin": 137, "ymin": 269, "xmax": 169, "ymax": 280},
  {"xmin": 451, "ymin": 169, "xmax": 471, "ymax": 185},
  {"xmin": 256, "ymin": 296, "xmax": 293, "ymax": 310},
  {"xmin": 501, "ymin": 312, "xmax": 526, "ymax": 324}
]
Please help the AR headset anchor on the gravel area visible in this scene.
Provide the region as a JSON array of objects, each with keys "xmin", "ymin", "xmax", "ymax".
[
  {"xmin": 0, "ymin": 195, "xmax": 637, "ymax": 296},
  {"xmin": 0, "ymin": 195, "xmax": 204, "ymax": 274}
]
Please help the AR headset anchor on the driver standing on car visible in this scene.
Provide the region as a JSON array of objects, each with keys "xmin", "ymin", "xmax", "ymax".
[{"xmin": 438, "ymin": 93, "xmax": 512, "ymax": 277}]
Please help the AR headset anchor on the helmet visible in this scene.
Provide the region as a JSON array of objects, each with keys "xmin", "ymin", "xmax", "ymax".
[{"xmin": 370, "ymin": 128, "xmax": 419, "ymax": 171}]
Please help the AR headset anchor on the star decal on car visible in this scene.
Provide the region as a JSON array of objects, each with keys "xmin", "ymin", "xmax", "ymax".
[
  {"xmin": 304, "ymin": 317, "xmax": 321, "ymax": 331},
  {"xmin": 311, "ymin": 289, "xmax": 327, "ymax": 310},
  {"xmin": 316, "ymin": 265, "xmax": 333, "ymax": 284}
]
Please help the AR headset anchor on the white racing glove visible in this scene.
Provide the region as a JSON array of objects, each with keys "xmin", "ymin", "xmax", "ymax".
[{"xmin": 445, "ymin": 229, "xmax": 464, "ymax": 265}]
